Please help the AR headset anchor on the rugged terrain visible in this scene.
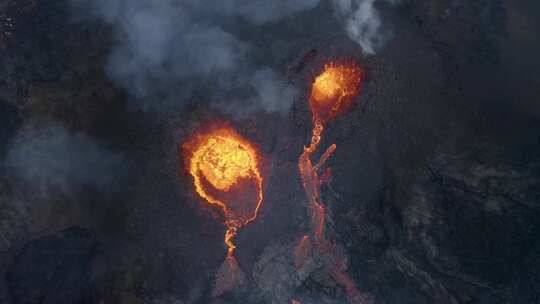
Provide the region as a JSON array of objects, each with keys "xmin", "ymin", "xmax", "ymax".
[{"xmin": 1, "ymin": 0, "xmax": 539, "ymax": 303}]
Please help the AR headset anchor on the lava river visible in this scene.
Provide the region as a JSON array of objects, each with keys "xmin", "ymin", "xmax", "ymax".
[{"xmin": 293, "ymin": 60, "xmax": 374, "ymax": 304}]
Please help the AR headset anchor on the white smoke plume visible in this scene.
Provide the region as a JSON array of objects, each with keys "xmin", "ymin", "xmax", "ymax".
[
  {"xmin": 69, "ymin": 0, "xmax": 321, "ymax": 113},
  {"xmin": 331, "ymin": 0, "xmax": 389, "ymax": 54},
  {"xmin": 69, "ymin": 0, "xmax": 392, "ymax": 113}
]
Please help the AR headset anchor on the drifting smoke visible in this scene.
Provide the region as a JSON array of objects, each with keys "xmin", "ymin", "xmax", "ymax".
[
  {"xmin": 214, "ymin": 67, "xmax": 299, "ymax": 116},
  {"xmin": 69, "ymin": 0, "xmax": 319, "ymax": 113},
  {"xmin": 70, "ymin": 0, "xmax": 391, "ymax": 113},
  {"xmin": 216, "ymin": 0, "xmax": 321, "ymax": 25},
  {"xmin": 331, "ymin": 0, "xmax": 390, "ymax": 54},
  {"xmin": 5, "ymin": 121, "xmax": 125, "ymax": 198}
]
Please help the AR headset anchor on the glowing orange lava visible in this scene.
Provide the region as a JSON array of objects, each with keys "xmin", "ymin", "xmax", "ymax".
[
  {"xmin": 309, "ymin": 61, "xmax": 364, "ymax": 124},
  {"xmin": 294, "ymin": 60, "xmax": 372, "ymax": 304},
  {"xmin": 183, "ymin": 124, "xmax": 263, "ymax": 257},
  {"xmin": 300, "ymin": 60, "xmax": 363, "ymax": 245}
]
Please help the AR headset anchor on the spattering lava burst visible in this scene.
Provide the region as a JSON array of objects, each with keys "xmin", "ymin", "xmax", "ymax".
[
  {"xmin": 183, "ymin": 124, "xmax": 263, "ymax": 296},
  {"xmin": 183, "ymin": 125, "xmax": 263, "ymax": 256},
  {"xmin": 294, "ymin": 60, "xmax": 373, "ymax": 304},
  {"xmin": 310, "ymin": 61, "xmax": 363, "ymax": 124}
]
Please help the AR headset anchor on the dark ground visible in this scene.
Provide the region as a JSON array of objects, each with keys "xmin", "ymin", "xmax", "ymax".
[{"xmin": 1, "ymin": 0, "xmax": 540, "ymax": 303}]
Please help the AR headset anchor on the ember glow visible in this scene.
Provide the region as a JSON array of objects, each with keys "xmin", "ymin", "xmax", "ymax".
[
  {"xmin": 294, "ymin": 59, "xmax": 372, "ymax": 304},
  {"xmin": 183, "ymin": 125, "xmax": 263, "ymax": 256}
]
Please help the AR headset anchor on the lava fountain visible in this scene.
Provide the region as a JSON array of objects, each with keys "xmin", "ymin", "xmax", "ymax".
[
  {"xmin": 310, "ymin": 61, "xmax": 363, "ymax": 124},
  {"xmin": 294, "ymin": 60, "xmax": 373, "ymax": 304},
  {"xmin": 182, "ymin": 124, "xmax": 263, "ymax": 296}
]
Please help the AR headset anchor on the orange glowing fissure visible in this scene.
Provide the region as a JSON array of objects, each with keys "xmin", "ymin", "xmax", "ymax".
[
  {"xmin": 183, "ymin": 125, "xmax": 263, "ymax": 257},
  {"xmin": 295, "ymin": 60, "xmax": 371, "ymax": 304}
]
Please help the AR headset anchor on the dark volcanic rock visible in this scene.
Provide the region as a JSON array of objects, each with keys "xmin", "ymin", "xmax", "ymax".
[
  {"xmin": 6, "ymin": 227, "xmax": 98, "ymax": 304},
  {"xmin": 336, "ymin": 144, "xmax": 540, "ymax": 303},
  {"xmin": 408, "ymin": 0, "xmax": 505, "ymax": 61},
  {"xmin": 0, "ymin": 0, "xmax": 539, "ymax": 303},
  {"xmin": 0, "ymin": 100, "xmax": 20, "ymax": 158},
  {"xmin": 400, "ymin": 146, "xmax": 540, "ymax": 303}
]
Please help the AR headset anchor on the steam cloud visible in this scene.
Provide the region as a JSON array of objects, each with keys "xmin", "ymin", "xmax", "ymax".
[
  {"xmin": 331, "ymin": 0, "xmax": 390, "ymax": 54},
  {"xmin": 70, "ymin": 0, "xmax": 391, "ymax": 113},
  {"xmin": 5, "ymin": 122, "xmax": 125, "ymax": 198}
]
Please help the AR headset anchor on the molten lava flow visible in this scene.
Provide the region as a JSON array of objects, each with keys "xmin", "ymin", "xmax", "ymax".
[
  {"xmin": 300, "ymin": 60, "xmax": 363, "ymax": 247},
  {"xmin": 183, "ymin": 125, "xmax": 263, "ymax": 256},
  {"xmin": 183, "ymin": 124, "xmax": 263, "ymax": 296},
  {"xmin": 294, "ymin": 60, "xmax": 373, "ymax": 304}
]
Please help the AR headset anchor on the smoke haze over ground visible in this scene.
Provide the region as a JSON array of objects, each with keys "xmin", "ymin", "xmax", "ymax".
[
  {"xmin": 1, "ymin": 0, "xmax": 540, "ymax": 303},
  {"xmin": 5, "ymin": 121, "xmax": 126, "ymax": 198},
  {"xmin": 69, "ymin": 0, "xmax": 389, "ymax": 113}
]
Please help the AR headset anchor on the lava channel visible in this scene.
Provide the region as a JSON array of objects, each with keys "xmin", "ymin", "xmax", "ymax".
[
  {"xmin": 294, "ymin": 60, "xmax": 373, "ymax": 304},
  {"xmin": 182, "ymin": 123, "xmax": 263, "ymax": 296}
]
